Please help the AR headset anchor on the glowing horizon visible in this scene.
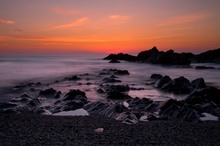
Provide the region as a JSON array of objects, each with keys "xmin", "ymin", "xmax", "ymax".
[{"xmin": 0, "ymin": 0, "xmax": 219, "ymax": 54}]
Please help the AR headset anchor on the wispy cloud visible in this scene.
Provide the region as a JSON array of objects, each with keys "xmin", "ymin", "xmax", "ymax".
[
  {"xmin": 109, "ymin": 15, "xmax": 131, "ymax": 21},
  {"xmin": 0, "ymin": 36, "xmax": 9, "ymax": 41},
  {"xmin": 52, "ymin": 17, "xmax": 89, "ymax": 29},
  {"xmin": 15, "ymin": 36, "xmax": 109, "ymax": 43},
  {"xmin": 52, "ymin": 7, "xmax": 79, "ymax": 15},
  {"xmin": 0, "ymin": 18, "xmax": 15, "ymax": 25},
  {"xmin": 158, "ymin": 13, "xmax": 209, "ymax": 26}
]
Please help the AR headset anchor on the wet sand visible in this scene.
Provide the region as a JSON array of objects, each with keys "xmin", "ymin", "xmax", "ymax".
[{"xmin": 1, "ymin": 113, "xmax": 220, "ymax": 146}]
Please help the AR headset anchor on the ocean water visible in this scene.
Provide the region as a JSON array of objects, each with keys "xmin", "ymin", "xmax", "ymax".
[{"xmin": 0, "ymin": 54, "xmax": 219, "ymax": 101}]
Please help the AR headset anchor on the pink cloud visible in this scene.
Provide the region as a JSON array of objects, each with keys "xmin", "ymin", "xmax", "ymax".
[
  {"xmin": 158, "ymin": 13, "xmax": 209, "ymax": 26},
  {"xmin": 0, "ymin": 18, "xmax": 15, "ymax": 25},
  {"xmin": 52, "ymin": 7, "xmax": 79, "ymax": 15},
  {"xmin": 109, "ymin": 15, "xmax": 131, "ymax": 21},
  {"xmin": 52, "ymin": 17, "xmax": 89, "ymax": 29}
]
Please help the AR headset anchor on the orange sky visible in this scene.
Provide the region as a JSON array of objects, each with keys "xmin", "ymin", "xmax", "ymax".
[{"xmin": 0, "ymin": 0, "xmax": 219, "ymax": 54}]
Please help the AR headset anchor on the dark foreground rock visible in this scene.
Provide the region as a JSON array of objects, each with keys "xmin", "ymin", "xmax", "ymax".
[{"xmin": 1, "ymin": 113, "xmax": 220, "ymax": 146}]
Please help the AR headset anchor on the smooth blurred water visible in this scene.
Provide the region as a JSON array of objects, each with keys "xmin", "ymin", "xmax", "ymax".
[{"xmin": 0, "ymin": 54, "xmax": 219, "ymax": 101}]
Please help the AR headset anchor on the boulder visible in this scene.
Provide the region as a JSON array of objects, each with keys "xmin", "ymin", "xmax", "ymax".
[
  {"xmin": 63, "ymin": 89, "xmax": 87, "ymax": 101},
  {"xmin": 161, "ymin": 76, "xmax": 193, "ymax": 94},
  {"xmin": 154, "ymin": 75, "xmax": 172, "ymax": 88},
  {"xmin": 102, "ymin": 77, "xmax": 121, "ymax": 83},
  {"xmin": 191, "ymin": 78, "xmax": 206, "ymax": 89},
  {"xmin": 150, "ymin": 74, "xmax": 163, "ymax": 80},
  {"xmin": 107, "ymin": 92, "xmax": 131, "ymax": 100},
  {"xmin": 183, "ymin": 87, "xmax": 220, "ymax": 105},
  {"xmin": 39, "ymin": 88, "xmax": 57, "ymax": 96},
  {"xmin": 159, "ymin": 99, "xmax": 200, "ymax": 122},
  {"xmin": 101, "ymin": 84, "xmax": 130, "ymax": 93},
  {"xmin": 64, "ymin": 75, "xmax": 81, "ymax": 81},
  {"xmin": 114, "ymin": 70, "xmax": 129, "ymax": 75}
]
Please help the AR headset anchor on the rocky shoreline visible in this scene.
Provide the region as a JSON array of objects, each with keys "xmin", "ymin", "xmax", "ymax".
[
  {"xmin": 0, "ymin": 67, "xmax": 220, "ymax": 124},
  {"xmin": 0, "ymin": 53, "xmax": 220, "ymax": 145}
]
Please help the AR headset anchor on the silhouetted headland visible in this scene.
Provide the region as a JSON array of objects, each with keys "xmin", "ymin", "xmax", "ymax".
[{"xmin": 104, "ymin": 46, "xmax": 220, "ymax": 65}]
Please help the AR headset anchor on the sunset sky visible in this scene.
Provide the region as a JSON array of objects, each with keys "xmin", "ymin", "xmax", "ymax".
[{"xmin": 0, "ymin": 0, "xmax": 219, "ymax": 54}]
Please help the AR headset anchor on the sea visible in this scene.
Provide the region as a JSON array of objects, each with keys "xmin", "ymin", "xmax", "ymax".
[{"xmin": 0, "ymin": 54, "xmax": 219, "ymax": 101}]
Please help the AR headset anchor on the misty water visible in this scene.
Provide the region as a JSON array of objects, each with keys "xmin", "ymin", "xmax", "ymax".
[{"xmin": 0, "ymin": 54, "xmax": 219, "ymax": 102}]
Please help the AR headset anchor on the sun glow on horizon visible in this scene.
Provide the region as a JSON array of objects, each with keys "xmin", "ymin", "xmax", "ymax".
[{"xmin": 0, "ymin": 0, "xmax": 219, "ymax": 54}]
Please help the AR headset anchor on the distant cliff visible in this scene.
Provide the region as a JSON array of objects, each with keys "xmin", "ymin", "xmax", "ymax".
[{"xmin": 104, "ymin": 47, "xmax": 220, "ymax": 65}]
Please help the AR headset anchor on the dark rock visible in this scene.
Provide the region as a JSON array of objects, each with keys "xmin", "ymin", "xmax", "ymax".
[
  {"xmin": 183, "ymin": 87, "xmax": 220, "ymax": 105},
  {"xmin": 130, "ymin": 87, "xmax": 145, "ymax": 90},
  {"xmin": 127, "ymin": 97, "xmax": 154, "ymax": 111},
  {"xmin": 84, "ymin": 101, "xmax": 126, "ymax": 117},
  {"xmin": 83, "ymin": 101, "xmax": 109, "ymax": 115},
  {"xmin": 109, "ymin": 59, "xmax": 120, "ymax": 63},
  {"xmin": 195, "ymin": 48, "xmax": 220, "ymax": 63},
  {"xmin": 101, "ymin": 84, "xmax": 130, "ymax": 93},
  {"xmin": 160, "ymin": 99, "xmax": 183, "ymax": 112},
  {"xmin": 115, "ymin": 112, "xmax": 139, "ymax": 124},
  {"xmin": 64, "ymin": 75, "xmax": 81, "ymax": 81},
  {"xmin": 137, "ymin": 46, "xmax": 159, "ymax": 62},
  {"xmin": 63, "ymin": 100, "xmax": 85, "ymax": 111},
  {"xmin": 137, "ymin": 47, "xmax": 191, "ymax": 65},
  {"xmin": 102, "ymin": 77, "xmax": 121, "ymax": 83},
  {"xmin": 155, "ymin": 75, "xmax": 172, "ymax": 88},
  {"xmin": 191, "ymin": 78, "xmax": 206, "ymax": 89},
  {"xmin": 195, "ymin": 66, "xmax": 215, "ymax": 69},
  {"xmin": 32, "ymin": 107, "xmax": 50, "ymax": 115},
  {"xmin": 39, "ymin": 88, "xmax": 57, "ymax": 96},
  {"xmin": 0, "ymin": 102, "xmax": 18, "ymax": 109},
  {"xmin": 159, "ymin": 99, "xmax": 199, "ymax": 122},
  {"xmin": 63, "ymin": 89, "xmax": 87, "ymax": 101},
  {"xmin": 27, "ymin": 98, "xmax": 42, "ymax": 107},
  {"xmin": 150, "ymin": 74, "xmax": 163, "ymax": 80},
  {"xmin": 161, "ymin": 76, "xmax": 192, "ymax": 94},
  {"xmin": 107, "ymin": 92, "xmax": 131, "ymax": 100},
  {"xmin": 114, "ymin": 70, "xmax": 129, "ymax": 75},
  {"xmin": 54, "ymin": 91, "xmax": 62, "ymax": 98},
  {"xmin": 104, "ymin": 53, "xmax": 137, "ymax": 61}
]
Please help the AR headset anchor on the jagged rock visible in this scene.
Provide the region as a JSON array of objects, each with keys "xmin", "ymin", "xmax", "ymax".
[
  {"xmin": 150, "ymin": 74, "xmax": 163, "ymax": 80},
  {"xmin": 54, "ymin": 91, "xmax": 62, "ymax": 98},
  {"xmin": 114, "ymin": 70, "xmax": 129, "ymax": 75},
  {"xmin": 191, "ymin": 78, "xmax": 206, "ymax": 89},
  {"xmin": 83, "ymin": 101, "xmax": 126, "ymax": 117},
  {"xmin": 161, "ymin": 76, "xmax": 193, "ymax": 94},
  {"xmin": 27, "ymin": 98, "xmax": 42, "ymax": 107},
  {"xmin": 102, "ymin": 77, "xmax": 121, "ymax": 83},
  {"xmin": 115, "ymin": 112, "xmax": 139, "ymax": 124},
  {"xmin": 101, "ymin": 84, "xmax": 130, "ymax": 93},
  {"xmin": 104, "ymin": 53, "xmax": 137, "ymax": 61},
  {"xmin": 107, "ymin": 92, "xmax": 131, "ymax": 100},
  {"xmin": 109, "ymin": 59, "xmax": 120, "ymax": 63},
  {"xmin": 155, "ymin": 75, "xmax": 172, "ymax": 88},
  {"xmin": 183, "ymin": 87, "xmax": 220, "ymax": 105},
  {"xmin": 126, "ymin": 97, "xmax": 154, "ymax": 111},
  {"xmin": 64, "ymin": 75, "xmax": 81, "ymax": 81},
  {"xmin": 39, "ymin": 88, "xmax": 57, "ymax": 96},
  {"xmin": 63, "ymin": 89, "xmax": 87, "ymax": 101},
  {"xmin": 159, "ymin": 99, "xmax": 200, "ymax": 122},
  {"xmin": 195, "ymin": 48, "xmax": 220, "ymax": 63}
]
